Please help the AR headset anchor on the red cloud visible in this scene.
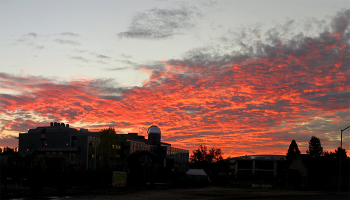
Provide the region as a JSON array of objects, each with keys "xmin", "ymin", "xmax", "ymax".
[{"xmin": 1, "ymin": 10, "xmax": 349, "ymax": 157}]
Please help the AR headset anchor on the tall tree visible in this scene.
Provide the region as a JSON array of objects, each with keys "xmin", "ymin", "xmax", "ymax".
[
  {"xmin": 98, "ymin": 127, "xmax": 120, "ymax": 167},
  {"xmin": 287, "ymin": 139, "xmax": 301, "ymax": 158},
  {"xmin": 190, "ymin": 145, "xmax": 208, "ymax": 164},
  {"xmin": 306, "ymin": 136, "xmax": 323, "ymax": 156}
]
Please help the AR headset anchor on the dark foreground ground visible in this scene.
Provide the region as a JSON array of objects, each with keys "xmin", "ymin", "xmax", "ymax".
[{"xmin": 11, "ymin": 186, "xmax": 349, "ymax": 200}]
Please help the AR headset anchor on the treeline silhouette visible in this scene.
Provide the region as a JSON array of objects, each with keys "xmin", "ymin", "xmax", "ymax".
[
  {"xmin": 0, "ymin": 146, "xmax": 18, "ymax": 155},
  {"xmin": 287, "ymin": 136, "xmax": 348, "ymax": 158},
  {"xmin": 286, "ymin": 136, "xmax": 349, "ymax": 191}
]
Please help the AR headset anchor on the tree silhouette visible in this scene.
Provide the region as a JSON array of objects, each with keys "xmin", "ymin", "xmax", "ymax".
[
  {"xmin": 190, "ymin": 145, "xmax": 224, "ymax": 169},
  {"xmin": 207, "ymin": 147, "xmax": 223, "ymax": 163},
  {"xmin": 322, "ymin": 147, "xmax": 347, "ymax": 158},
  {"xmin": 322, "ymin": 151, "xmax": 336, "ymax": 157},
  {"xmin": 0, "ymin": 146, "xmax": 18, "ymax": 155},
  {"xmin": 98, "ymin": 127, "xmax": 121, "ymax": 167},
  {"xmin": 306, "ymin": 136, "xmax": 323, "ymax": 156},
  {"xmin": 335, "ymin": 147, "xmax": 347, "ymax": 158},
  {"xmin": 287, "ymin": 139, "xmax": 301, "ymax": 158}
]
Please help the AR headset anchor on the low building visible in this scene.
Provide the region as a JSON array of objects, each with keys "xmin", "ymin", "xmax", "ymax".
[{"xmin": 227, "ymin": 155, "xmax": 287, "ymax": 182}]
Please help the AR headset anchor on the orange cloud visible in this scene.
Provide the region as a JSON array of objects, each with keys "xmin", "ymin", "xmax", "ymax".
[{"xmin": 1, "ymin": 10, "xmax": 349, "ymax": 157}]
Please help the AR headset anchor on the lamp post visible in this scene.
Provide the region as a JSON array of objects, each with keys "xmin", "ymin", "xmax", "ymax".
[{"xmin": 339, "ymin": 125, "xmax": 350, "ymax": 193}]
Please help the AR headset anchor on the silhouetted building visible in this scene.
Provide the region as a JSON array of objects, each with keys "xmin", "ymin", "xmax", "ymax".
[
  {"xmin": 18, "ymin": 123, "xmax": 189, "ymax": 172},
  {"xmin": 227, "ymin": 155, "xmax": 287, "ymax": 183},
  {"xmin": 114, "ymin": 125, "xmax": 189, "ymax": 172},
  {"xmin": 18, "ymin": 122, "xmax": 98, "ymax": 169}
]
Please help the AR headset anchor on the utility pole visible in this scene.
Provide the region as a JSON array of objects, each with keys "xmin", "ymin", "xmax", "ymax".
[{"xmin": 339, "ymin": 125, "xmax": 350, "ymax": 193}]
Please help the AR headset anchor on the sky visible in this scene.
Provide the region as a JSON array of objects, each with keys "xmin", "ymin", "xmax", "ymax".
[{"xmin": 0, "ymin": 0, "xmax": 349, "ymax": 157}]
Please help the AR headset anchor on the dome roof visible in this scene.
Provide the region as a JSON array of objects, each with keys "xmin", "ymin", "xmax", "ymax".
[{"xmin": 147, "ymin": 125, "xmax": 161, "ymax": 134}]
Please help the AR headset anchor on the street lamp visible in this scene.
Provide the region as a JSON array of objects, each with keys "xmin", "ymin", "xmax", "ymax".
[{"xmin": 339, "ymin": 125, "xmax": 350, "ymax": 193}]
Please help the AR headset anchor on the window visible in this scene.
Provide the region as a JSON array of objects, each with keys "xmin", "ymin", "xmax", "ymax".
[
  {"xmin": 71, "ymin": 136, "xmax": 77, "ymax": 148},
  {"xmin": 71, "ymin": 153, "xmax": 77, "ymax": 161}
]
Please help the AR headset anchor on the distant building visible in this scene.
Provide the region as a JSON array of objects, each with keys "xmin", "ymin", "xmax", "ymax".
[
  {"xmin": 227, "ymin": 155, "xmax": 287, "ymax": 181},
  {"xmin": 18, "ymin": 123, "xmax": 189, "ymax": 172}
]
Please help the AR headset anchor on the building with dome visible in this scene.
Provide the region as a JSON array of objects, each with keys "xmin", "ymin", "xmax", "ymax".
[
  {"xmin": 18, "ymin": 123, "xmax": 189, "ymax": 173},
  {"xmin": 147, "ymin": 125, "xmax": 162, "ymax": 145},
  {"xmin": 117, "ymin": 125, "xmax": 189, "ymax": 173}
]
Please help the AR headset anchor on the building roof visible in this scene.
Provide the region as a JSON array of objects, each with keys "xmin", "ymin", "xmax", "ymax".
[
  {"xmin": 186, "ymin": 169, "xmax": 207, "ymax": 176},
  {"xmin": 148, "ymin": 125, "xmax": 161, "ymax": 134},
  {"xmin": 228, "ymin": 155, "xmax": 286, "ymax": 161}
]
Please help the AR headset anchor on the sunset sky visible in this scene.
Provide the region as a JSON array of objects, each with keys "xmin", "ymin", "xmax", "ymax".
[{"xmin": 1, "ymin": 1, "xmax": 349, "ymax": 157}]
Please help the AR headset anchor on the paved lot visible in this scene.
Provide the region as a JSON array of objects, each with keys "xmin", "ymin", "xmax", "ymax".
[{"xmin": 53, "ymin": 187, "xmax": 348, "ymax": 200}]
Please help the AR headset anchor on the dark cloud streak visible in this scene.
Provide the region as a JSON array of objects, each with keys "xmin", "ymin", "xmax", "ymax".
[
  {"xmin": 117, "ymin": 6, "xmax": 201, "ymax": 39},
  {"xmin": 53, "ymin": 39, "xmax": 81, "ymax": 45}
]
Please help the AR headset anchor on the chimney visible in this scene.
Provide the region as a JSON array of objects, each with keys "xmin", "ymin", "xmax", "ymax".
[
  {"xmin": 54, "ymin": 122, "xmax": 57, "ymax": 126},
  {"xmin": 66, "ymin": 124, "xmax": 69, "ymax": 128},
  {"xmin": 50, "ymin": 122, "xmax": 53, "ymax": 127},
  {"xmin": 61, "ymin": 123, "xmax": 65, "ymax": 127}
]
